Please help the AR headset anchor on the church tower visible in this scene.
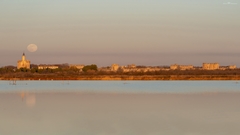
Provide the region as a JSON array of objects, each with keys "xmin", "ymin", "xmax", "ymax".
[
  {"xmin": 17, "ymin": 53, "xmax": 31, "ymax": 69},
  {"xmin": 22, "ymin": 53, "xmax": 26, "ymax": 61}
]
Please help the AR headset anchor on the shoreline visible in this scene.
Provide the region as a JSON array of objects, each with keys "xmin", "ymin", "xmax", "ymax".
[{"xmin": 1, "ymin": 75, "xmax": 240, "ymax": 80}]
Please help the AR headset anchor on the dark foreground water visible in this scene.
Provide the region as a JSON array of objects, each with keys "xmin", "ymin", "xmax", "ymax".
[{"xmin": 0, "ymin": 81, "xmax": 240, "ymax": 135}]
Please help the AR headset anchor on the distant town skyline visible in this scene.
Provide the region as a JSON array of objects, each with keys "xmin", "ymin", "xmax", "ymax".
[
  {"xmin": 0, "ymin": 0, "xmax": 239, "ymax": 67},
  {"xmin": 7, "ymin": 53, "xmax": 239, "ymax": 70}
]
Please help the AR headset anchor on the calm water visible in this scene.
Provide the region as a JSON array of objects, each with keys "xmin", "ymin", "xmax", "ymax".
[
  {"xmin": 1, "ymin": 81, "xmax": 240, "ymax": 135},
  {"xmin": 1, "ymin": 80, "xmax": 240, "ymax": 93}
]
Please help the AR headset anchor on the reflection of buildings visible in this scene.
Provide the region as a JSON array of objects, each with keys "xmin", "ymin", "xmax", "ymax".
[
  {"xmin": 17, "ymin": 53, "xmax": 30, "ymax": 69},
  {"xmin": 20, "ymin": 92, "xmax": 36, "ymax": 107}
]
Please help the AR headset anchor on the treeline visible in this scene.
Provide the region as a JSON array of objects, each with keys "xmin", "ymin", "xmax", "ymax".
[{"xmin": 1, "ymin": 66, "xmax": 240, "ymax": 76}]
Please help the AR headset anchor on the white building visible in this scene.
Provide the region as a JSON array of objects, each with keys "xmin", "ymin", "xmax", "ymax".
[
  {"xmin": 170, "ymin": 64, "xmax": 194, "ymax": 70},
  {"xmin": 69, "ymin": 64, "xmax": 85, "ymax": 72},
  {"xmin": 38, "ymin": 65, "xmax": 58, "ymax": 69},
  {"xmin": 202, "ymin": 63, "xmax": 219, "ymax": 70},
  {"xmin": 228, "ymin": 65, "xmax": 236, "ymax": 69},
  {"xmin": 111, "ymin": 64, "xmax": 119, "ymax": 71},
  {"xmin": 17, "ymin": 53, "xmax": 30, "ymax": 69}
]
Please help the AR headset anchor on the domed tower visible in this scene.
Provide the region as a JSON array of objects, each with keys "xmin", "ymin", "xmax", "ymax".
[{"xmin": 17, "ymin": 53, "xmax": 31, "ymax": 69}]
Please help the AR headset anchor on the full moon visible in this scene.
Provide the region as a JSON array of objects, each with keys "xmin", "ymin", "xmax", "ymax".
[{"xmin": 27, "ymin": 44, "xmax": 38, "ymax": 52}]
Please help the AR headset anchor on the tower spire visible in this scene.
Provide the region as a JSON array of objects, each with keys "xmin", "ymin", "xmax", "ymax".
[{"xmin": 22, "ymin": 52, "xmax": 26, "ymax": 61}]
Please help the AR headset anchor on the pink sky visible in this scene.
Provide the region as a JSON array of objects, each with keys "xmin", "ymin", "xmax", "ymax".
[{"xmin": 0, "ymin": 0, "xmax": 239, "ymax": 67}]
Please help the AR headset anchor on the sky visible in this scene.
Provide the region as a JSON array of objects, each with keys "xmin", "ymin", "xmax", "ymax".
[{"xmin": 0, "ymin": 0, "xmax": 239, "ymax": 67}]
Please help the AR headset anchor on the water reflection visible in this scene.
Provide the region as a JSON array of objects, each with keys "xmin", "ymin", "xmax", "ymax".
[
  {"xmin": 20, "ymin": 92, "xmax": 25, "ymax": 101},
  {"xmin": 1, "ymin": 92, "xmax": 240, "ymax": 135},
  {"xmin": 20, "ymin": 92, "xmax": 36, "ymax": 107}
]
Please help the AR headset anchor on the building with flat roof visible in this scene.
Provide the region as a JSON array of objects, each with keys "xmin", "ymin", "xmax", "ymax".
[
  {"xmin": 202, "ymin": 63, "xmax": 219, "ymax": 70},
  {"xmin": 228, "ymin": 65, "xmax": 236, "ymax": 69},
  {"xmin": 111, "ymin": 64, "xmax": 119, "ymax": 71},
  {"xmin": 38, "ymin": 65, "xmax": 58, "ymax": 69},
  {"xmin": 70, "ymin": 64, "xmax": 85, "ymax": 71},
  {"xmin": 170, "ymin": 64, "xmax": 194, "ymax": 70}
]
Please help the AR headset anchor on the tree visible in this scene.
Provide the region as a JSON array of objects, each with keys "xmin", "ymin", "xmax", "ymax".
[{"xmin": 82, "ymin": 64, "xmax": 98, "ymax": 72}]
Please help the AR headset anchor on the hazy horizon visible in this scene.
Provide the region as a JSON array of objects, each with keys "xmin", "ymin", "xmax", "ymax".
[{"xmin": 1, "ymin": 0, "xmax": 239, "ymax": 67}]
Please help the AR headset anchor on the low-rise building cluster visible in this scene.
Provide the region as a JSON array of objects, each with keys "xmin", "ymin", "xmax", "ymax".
[
  {"xmin": 170, "ymin": 64, "xmax": 194, "ymax": 70},
  {"xmin": 99, "ymin": 62, "xmax": 237, "ymax": 72},
  {"xmin": 38, "ymin": 65, "xmax": 58, "ymax": 69},
  {"xmin": 15, "ymin": 53, "xmax": 238, "ymax": 72}
]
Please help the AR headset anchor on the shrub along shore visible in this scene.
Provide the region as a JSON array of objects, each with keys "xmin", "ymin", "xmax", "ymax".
[
  {"xmin": 2, "ymin": 75, "xmax": 240, "ymax": 80},
  {"xmin": 1, "ymin": 68, "xmax": 240, "ymax": 80},
  {"xmin": 0, "ymin": 73, "xmax": 240, "ymax": 80}
]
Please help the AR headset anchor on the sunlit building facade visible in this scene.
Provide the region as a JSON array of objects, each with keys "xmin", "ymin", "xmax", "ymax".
[{"xmin": 17, "ymin": 53, "xmax": 30, "ymax": 69}]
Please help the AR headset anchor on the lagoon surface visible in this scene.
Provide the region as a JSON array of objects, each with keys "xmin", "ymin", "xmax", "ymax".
[
  {"xmin": 1, "ymin": 81, "xmax": 240, "ymax": 135},
  {"xmin": 1, "ymin": 80, "xmax": 240, "ymax": 93}
]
